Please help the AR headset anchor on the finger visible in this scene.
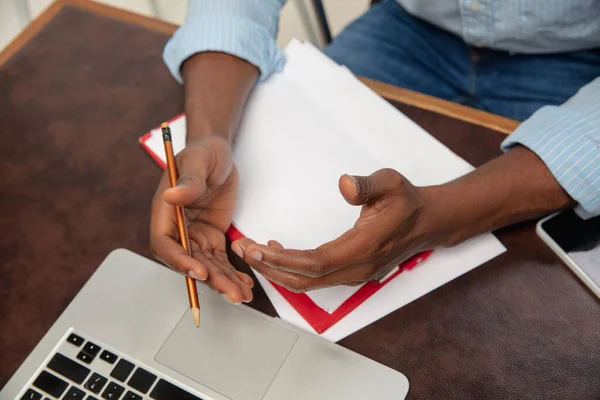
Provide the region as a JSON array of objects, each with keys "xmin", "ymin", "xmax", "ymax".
[
  {"xmin": 209, "ymin": 251, "xmax": 253, "ymax": 303},
  {"xmin": 186, "ymin": 229, "xmax": 252, "ymax": 304},
  {"xmin": 196, "ymin": 252, "xmax": 246, "ymax": 304},
  {"xmin": 150, "ymin": 188, "xmax": 209, "ymax": 279},
  {"xmin": 243, "ymin": 229, "xmax": 370, "ymax": 278},
  {"xmin": 152, "ymin": 235, "xmax": 209, "ymax": 280},
  {"xmin": 163, "ymin": 174, "xmax": 208, "ymax": 207},
  {"xmin": 231, "ymin": 237, "xmax": 257, "ymax": 260},
  {"xmin": 267, "ymin": 240, "xmax": 284, "ymax": 249},
  {"xmin": 162, "ymin": 144, "xmax": 212, "ymax": 207},
  {"xmin": 213, "ymin": 250, "xmax": 254, "ymax": 293},
  {"xmin": 229, "ymin": 239, "xmax": 257, "ymax": 287},
  {"xmin": 150, "ymin": 174, "xmax": 177, "ymax": 238},
  {"xmin": 248, "ymin": 255, "xmax": 375, "ymax": 293},
  {"xmin": 339, "ymin": 169, "xmax": 405, "ymax": 206},
  {"xmin": 228, "ymin": 243, "xmax": 256, "ymax": 288},
  {"xmin": 371, "ymin": 258, "xmax": 406, "ymax": 282},
  {"xmin": 236, "ymin": 271, "xmax": 255, "ymax": 288},
  {"xmin": 163, "ymin": 141, "xmax": 233, "ymax": 207},
  {"xmin": 250, "ymin": 261, "xmax": 313, "ymax": 292}
]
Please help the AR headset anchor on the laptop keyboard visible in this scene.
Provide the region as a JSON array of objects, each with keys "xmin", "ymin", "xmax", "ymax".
[{"xmin": 19, "ymin": 331, "xmax": 205, "ymax": 400}]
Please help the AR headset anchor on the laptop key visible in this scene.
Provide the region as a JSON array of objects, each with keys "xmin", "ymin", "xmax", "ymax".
[
  {"xmin": 67, "ymin": 334, "xmax": 84, "ymax": 347},
  {"xmin": 47, "ymin": 353, "xmax": 90, "ymax": 384},
  {"xmin": 20, "ymin": 388, "xmax": 42, "ymax": 400},
  {"xmin": 32, "ymin": 370, "xmax": 69, "ymax": 398},
  {"xmin": 86, "ymin": 397, "xmax": 99, "ymax": 400},
  {"xmin": 110, "ymin": 359, "xmax": 135, "ymax": 382},
  {"xmin": 150, "ymin": 379, "xmax": 203, "ymax": 400},
  {"xmin": 122, "ymin": 390, "xmax": 142, "ymax": 400},
  {"xmin": 77, "ymin": 351, "xmax": 95, "ymax": 364},
  {"xmin": 101, "ymin": 381, "xmax": 125, "ymax": 399},
  {"xmin": 127, "ymin": 367, "xmax": 157, "ymax": 394},
  {"xmin": 85, "ymin": 373, "xmax": 108, "ymax": 394},
  {"xmin": 63, "ymin": 386, "xmax": 86, "ymax": 400},
  {"xmin": 83, "ymin": 341, "xmax": 101, "ymax": 356},
  {"xmin": 99, "ymin": 350, "xmax": 117, "ymax": 364}
]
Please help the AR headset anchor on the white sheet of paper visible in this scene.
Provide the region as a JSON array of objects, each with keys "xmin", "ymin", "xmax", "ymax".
[
  {"xmin": 232, "ymin": 75, "xmax": 384, "ymax": 250},
  {"xmin": 143, "ymin": 39, "xmax": 506, "ymax": 324},
  {"xmin": 283, "ymin": 40, "xmax": 474, "ymax": 185}
]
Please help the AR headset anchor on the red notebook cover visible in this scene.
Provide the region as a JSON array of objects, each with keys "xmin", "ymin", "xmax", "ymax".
[{"xmin": 139, "ymin": 118, "xmax": 432, "ymax": 333}]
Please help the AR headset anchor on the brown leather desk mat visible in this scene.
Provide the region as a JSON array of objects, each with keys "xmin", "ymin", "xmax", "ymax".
[{"xmin": 1, "ymin": 3, "xmax": 599, "ymax": 399}]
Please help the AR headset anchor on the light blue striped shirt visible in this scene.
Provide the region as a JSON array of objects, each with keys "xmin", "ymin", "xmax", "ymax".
[{"xmin": 163, "ymin": 0, "xmax": 600, "ymax": 217}]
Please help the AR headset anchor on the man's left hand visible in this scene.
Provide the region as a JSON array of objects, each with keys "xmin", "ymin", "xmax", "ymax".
[{"xmin": 231, "ymin": 169, "xmax": 438, "ymax": 293}]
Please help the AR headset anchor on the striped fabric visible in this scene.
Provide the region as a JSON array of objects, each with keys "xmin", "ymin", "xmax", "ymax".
[
  {"xmin": 163, "ymin": 0, "xmax": 287, "ymax": 83},
  {"xmin": 163, "ymin": 0, "xmax": 600, "ymax": 217},
  {"xmin": 398, "ymin": 0, "xmax": 600, "ymax": 54},
  {"xmin": 502, "ymin": 78, "xmax": 600, "ymax": 218}
]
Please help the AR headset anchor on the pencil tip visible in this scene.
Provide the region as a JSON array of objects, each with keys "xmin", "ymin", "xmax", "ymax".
[{"xmin": 191, "ymin": 308, "xmax": 200, "ymax": 328}]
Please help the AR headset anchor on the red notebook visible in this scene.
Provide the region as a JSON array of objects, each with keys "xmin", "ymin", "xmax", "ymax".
[{"xmin": 139, "ymin": 118, "xmax": 432, "ymax": 333}]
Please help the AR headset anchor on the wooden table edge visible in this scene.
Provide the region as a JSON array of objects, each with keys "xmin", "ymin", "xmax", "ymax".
[
  {"xmin": 0, "ymin": 0, "xmax": 519, "ymax": 137},
  {"xmin": 359, "ymin": 77, "xmax": 519, "ymax": 135}
]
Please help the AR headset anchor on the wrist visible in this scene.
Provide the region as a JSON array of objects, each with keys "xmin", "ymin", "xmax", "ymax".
[
  {"xmin": 186, "ymin": 127, "xmax": 231, "ymax": 145},
  {"xmin": 417, "ymin": 184, "xmax": 473, "ymax": 249},
  {"xmin": 182, "ymin": 52, "xmax": 259, "ymax": 147},
  {"xmin": 185, "ymin": 133, "xmax": 232, "ymax": 152},
  {"xmin": 415, "ymin": 146, "xmax": 574, "ymax": 250}
]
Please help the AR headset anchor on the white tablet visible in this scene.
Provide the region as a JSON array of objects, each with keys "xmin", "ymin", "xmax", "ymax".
[{"xmin": 537, "ymin": 209, "xmax": 600, "ymax": 299}]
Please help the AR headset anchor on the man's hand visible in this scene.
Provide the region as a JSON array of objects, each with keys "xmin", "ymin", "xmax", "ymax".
[
  {"xmin": 150, "ymin": 136, "xmax": 254, "ymax": 304},
  {"xmin": 148, "ymin": 51, "xmax": 259, "ymax": 302},
  {"xmin": 230, "ymin": 147, "xmax": 574, "ymax": 293},
  {"xmin": 231, "ymin": 169, "xmax": 437, "ymax": 292}
]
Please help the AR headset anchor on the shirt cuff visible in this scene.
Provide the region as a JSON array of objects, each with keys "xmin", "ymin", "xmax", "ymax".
[
  {"xmin": 163, "ymin": 15, "xmax": 285, "ymax": 84},
  {"xmin": 502, "ymin": 106, "xmax": 600, "ymax": 218}
]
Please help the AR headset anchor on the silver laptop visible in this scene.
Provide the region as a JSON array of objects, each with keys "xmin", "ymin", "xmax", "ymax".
[{"xmin": 1, "ymin": 249, "xmax": 409, "ymax": 400}]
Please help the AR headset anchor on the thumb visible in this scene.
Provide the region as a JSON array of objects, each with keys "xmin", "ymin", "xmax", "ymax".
[
  {"xmin": 339, "ymin": 169, "xmax": 403, "ymax": 206},
  {"xmin": 163, "ymin": 174, "xmax": 207, "ymax": 207}
]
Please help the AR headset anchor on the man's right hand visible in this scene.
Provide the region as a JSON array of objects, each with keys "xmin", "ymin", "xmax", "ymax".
[
  {"xmin": 150, "ymin": 136, "xmax": 254, "ymax": 304},
  {"xmin": 150, "ymin": 50, "xmax": 259, "ymax": 302}
]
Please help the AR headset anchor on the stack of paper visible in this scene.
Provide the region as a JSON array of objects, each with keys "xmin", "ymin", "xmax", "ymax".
[{"xmin": 141, "ymin": 40, "xmax": 506, "ymax": 341}]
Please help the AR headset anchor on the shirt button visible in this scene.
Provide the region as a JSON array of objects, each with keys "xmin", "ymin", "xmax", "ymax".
[{"xmin": 469, "ymin": 2, "xmax": 482, "ymax": 11}]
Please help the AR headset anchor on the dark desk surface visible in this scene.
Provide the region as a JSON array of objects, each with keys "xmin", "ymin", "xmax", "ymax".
[{"xmin": 1, "ymin": 1, "xmax": 599, "ymax": 399}]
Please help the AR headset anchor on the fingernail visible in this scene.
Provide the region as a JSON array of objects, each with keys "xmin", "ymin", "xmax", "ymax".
[
  {"xmin": 348, "ymin": 175, "xmax": 360, "ymax": 194},
  {"xmin": 189, "ymin": 270, "xmax": 205, "ymax": 281},
  {"xmin": 232, "ymin": 243, "xmax": 244, "ymax": 259},
  {"xmin": 249, "ymin": 248, "xmax": 263, "ymax": 262},
  {"xmin": 222, "ymin": 293, "xmax": 241, "ymax": 305}
]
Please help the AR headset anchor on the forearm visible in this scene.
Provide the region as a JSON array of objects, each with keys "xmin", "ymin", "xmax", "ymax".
[
  {"xmin": 163, "ymin": 0, "xmax": 287, "ymax": 144},
  {"xmin": 182, "ymin": 52, "xmax": 259, "ymax": 144},
  {"xmin": 422, "ymin": 146, "xmax": 574, "ymax": 247},
  {"xmin": 417, "ymin": 78, "xmax": 600, "ymax": 249}
]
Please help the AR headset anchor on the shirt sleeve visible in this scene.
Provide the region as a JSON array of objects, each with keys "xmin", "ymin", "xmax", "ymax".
[
  {"xmin": 502, "ymin": 77, "xmax": 600, "ymax": 218},
  {"xmin": 163, "ymin": 0, "xmax": 287, "ymax": 83}
]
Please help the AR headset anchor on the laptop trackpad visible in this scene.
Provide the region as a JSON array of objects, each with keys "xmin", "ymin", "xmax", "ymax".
[{"xmin": 155, "ymin": 303, "xmax": 298, "ymax": 400}]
